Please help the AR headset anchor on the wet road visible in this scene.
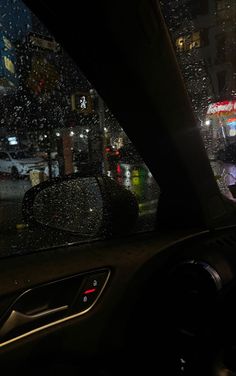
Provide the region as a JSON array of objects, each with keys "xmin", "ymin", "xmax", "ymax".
[
  {"xmin": 0, "ymin": 167, "xmax": 160, "ymax": 223},
  {"xmin": 210, "ymin": 161, "xmax": 236, "ymax": 201},
  {"xmin": 0, "ymin": 174, "xmax": 31, "ymax": 232},
  {"xmin": 112, "ymin": 168, "xmax": 160, "ymax": 229}
]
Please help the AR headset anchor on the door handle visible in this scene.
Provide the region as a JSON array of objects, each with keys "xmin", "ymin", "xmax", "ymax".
[{"xmin": 0, "ymin": 305, "xmax": 68, "ymax": 338}]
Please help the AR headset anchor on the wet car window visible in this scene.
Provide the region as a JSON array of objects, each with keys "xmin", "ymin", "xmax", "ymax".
[
  {"xmin": 0, "ymin": 0, "xmax": 160, "ymax": 257},
  {"xmin": 161, "ymin": 0, "xmax": 236, "ymax": 201}
]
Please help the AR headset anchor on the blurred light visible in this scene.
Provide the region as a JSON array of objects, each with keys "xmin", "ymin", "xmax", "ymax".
[
  {"xmin": 80, "ymin": 134, "xmax": 84, "ymax": 138},
  {"xmin": 205, "ymin": 120, "xmax": 211, "ymax": 126},
  {"xmin": 70, "ymin": 131, "xmax": 75, "ymax": 136},
  {"xmin": 125, "ymin": 170, "xmax": 131, "ymax": 177},
  {"xmin": 83, "ymin": 289, "xmax": 96, "ymax": 295},
  {"xmin": 227, "ymin": 118, "xmax": 236, "ymax": 128},
  {"xmin": 86, "ymin": 129, "xmax": 89, "ymax": 133},
  {"xmin": 8, "ymin": 137, "xmax": 18, "ymax": 145},
  {"xmin": 44, "ymin": 134, "xmax": 48, "ymax": 138},
  {"xmin": 132, "ymin": 176, "xmax": 140, "ymax": 185},
  {"xmin": 116, "ymin": 164, "xmax": 121, "ymax": 174},
  {"xmin": 221, "ymin": 126, "xmax": 226, "ymax": 139},
  {"xmin": 56, "ymin": 132, "xmax": 60, "ymax": 137}
]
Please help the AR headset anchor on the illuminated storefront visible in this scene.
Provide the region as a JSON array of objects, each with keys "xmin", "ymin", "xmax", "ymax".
[
  {"xmin": 205, "ymin": 100, "xmax": 236, "ymax": 138},
  {"xmin": 202, "ymin": 100, "xmax": 236, "ymax": 158}
]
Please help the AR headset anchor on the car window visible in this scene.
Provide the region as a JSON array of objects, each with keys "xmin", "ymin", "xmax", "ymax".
[
  {"xmin": 161, "ymin": 0, "xmax": 236, "ymax": 201},
  {"xmin": 0, "ymin": 0, "xmax": 160, "ymax": 258}
]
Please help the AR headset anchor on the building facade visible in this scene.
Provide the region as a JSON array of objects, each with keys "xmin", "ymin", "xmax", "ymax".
[{"xmin": 161, "ymin": 0, "xmax": 236, "ymax": 156}]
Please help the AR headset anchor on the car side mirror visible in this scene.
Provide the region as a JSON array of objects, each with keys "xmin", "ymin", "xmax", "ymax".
[{"xmin": 22, "ymin": 174, "xmax": 139, "ymax": 237}]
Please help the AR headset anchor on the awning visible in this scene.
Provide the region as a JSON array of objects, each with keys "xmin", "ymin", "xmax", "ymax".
[{"xmin": 207, "ymin": 100, "xmax": 236, "ymax": 118}]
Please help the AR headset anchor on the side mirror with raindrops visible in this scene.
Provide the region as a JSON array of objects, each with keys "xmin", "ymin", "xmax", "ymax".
[{"xmin": 22, "ymin": 174, "xmax": 139, "ymax": 238}]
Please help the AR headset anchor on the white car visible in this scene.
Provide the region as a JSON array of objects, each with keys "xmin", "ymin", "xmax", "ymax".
[{"xmin": 0, "ymin": 150, "xmax": 47, "ymax": 178}]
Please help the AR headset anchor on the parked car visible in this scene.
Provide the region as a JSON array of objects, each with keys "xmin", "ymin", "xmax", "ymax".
[
  {"xmin": 1, "ymin": 1, "xmax": 236, "ymax": 375},
  {"xmin": 0, "ymin": 150, "xmax": 47, "ymax": 178},
  {"xmin": 105, "ymin": 145, "xmax": 121, "ymax": 171}
]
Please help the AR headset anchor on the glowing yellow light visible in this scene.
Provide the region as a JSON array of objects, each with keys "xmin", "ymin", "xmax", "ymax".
[{"xmin": 4, "ymin": 56, "xmax": 15, "ymax": 74}]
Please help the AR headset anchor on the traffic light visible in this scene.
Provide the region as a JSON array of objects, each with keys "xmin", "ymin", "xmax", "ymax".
[{"xmin": 71, "ymin": 92, "xmax": 93, "ymax": 114}]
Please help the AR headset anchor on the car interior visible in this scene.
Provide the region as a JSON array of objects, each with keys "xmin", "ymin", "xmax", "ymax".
[{"xmin": 1, "ymin": 0, "xmax": 236, "ymax": 375}]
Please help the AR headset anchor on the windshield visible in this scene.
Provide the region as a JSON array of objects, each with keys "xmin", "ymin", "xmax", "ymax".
[
  {"xmin": 161, "ymin": 0, "xmax": 236, "ymax": 201},
  {"xmin": 0, "ymin": 0, "xmax": 160, "ymax": 258}
]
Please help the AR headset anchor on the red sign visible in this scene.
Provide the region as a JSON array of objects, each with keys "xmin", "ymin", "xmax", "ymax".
[{"xmin": 207, "ymin": 100, "xmax": 236, "ymax": 116}]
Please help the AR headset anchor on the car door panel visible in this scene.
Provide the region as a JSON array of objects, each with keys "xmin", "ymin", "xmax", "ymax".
[
  {"xmin": 0, "ymin": 230, "xmax": 196, "ymax": 344},
  {"xmin": 1, "ymin": 225, "xmax": 236, "ymax": 374}
]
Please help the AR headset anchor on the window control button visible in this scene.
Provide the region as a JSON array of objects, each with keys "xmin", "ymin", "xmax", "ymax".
[
  {"xmin": 83, "ymin": 272, "xmax": 109, "ymax": 291},
  {"xmin": 75, "ymin": 271, "xmax": 109, "ymax": 311}
]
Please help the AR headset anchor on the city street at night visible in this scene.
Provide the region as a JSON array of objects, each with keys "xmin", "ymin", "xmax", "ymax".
[
  {"xmin": 0, "ymin": 0, "xmax": 235, "ymax": 262},
  {"xmin": 0, "ymin": 174, "xmax": 30, "ymax": 241}
]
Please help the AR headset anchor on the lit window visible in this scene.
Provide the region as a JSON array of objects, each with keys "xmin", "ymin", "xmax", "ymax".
[
  {"xmin": 176, "ymin": 32, "xmax": 201, "ymax": 52},
  {"xmin": 4, "ymin": 56, "xmax": 15, "ymax": 73},
  {"xmin": 176, "ymin": 37, "xmax": 185, "ymax": 51},
  {"xmin": 189, "ymin": 32, "xmax": 201, "ymax": 49},
  {"xmin": 3, "ymin": 36, "xmax": 12, "ymax": 50}
]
